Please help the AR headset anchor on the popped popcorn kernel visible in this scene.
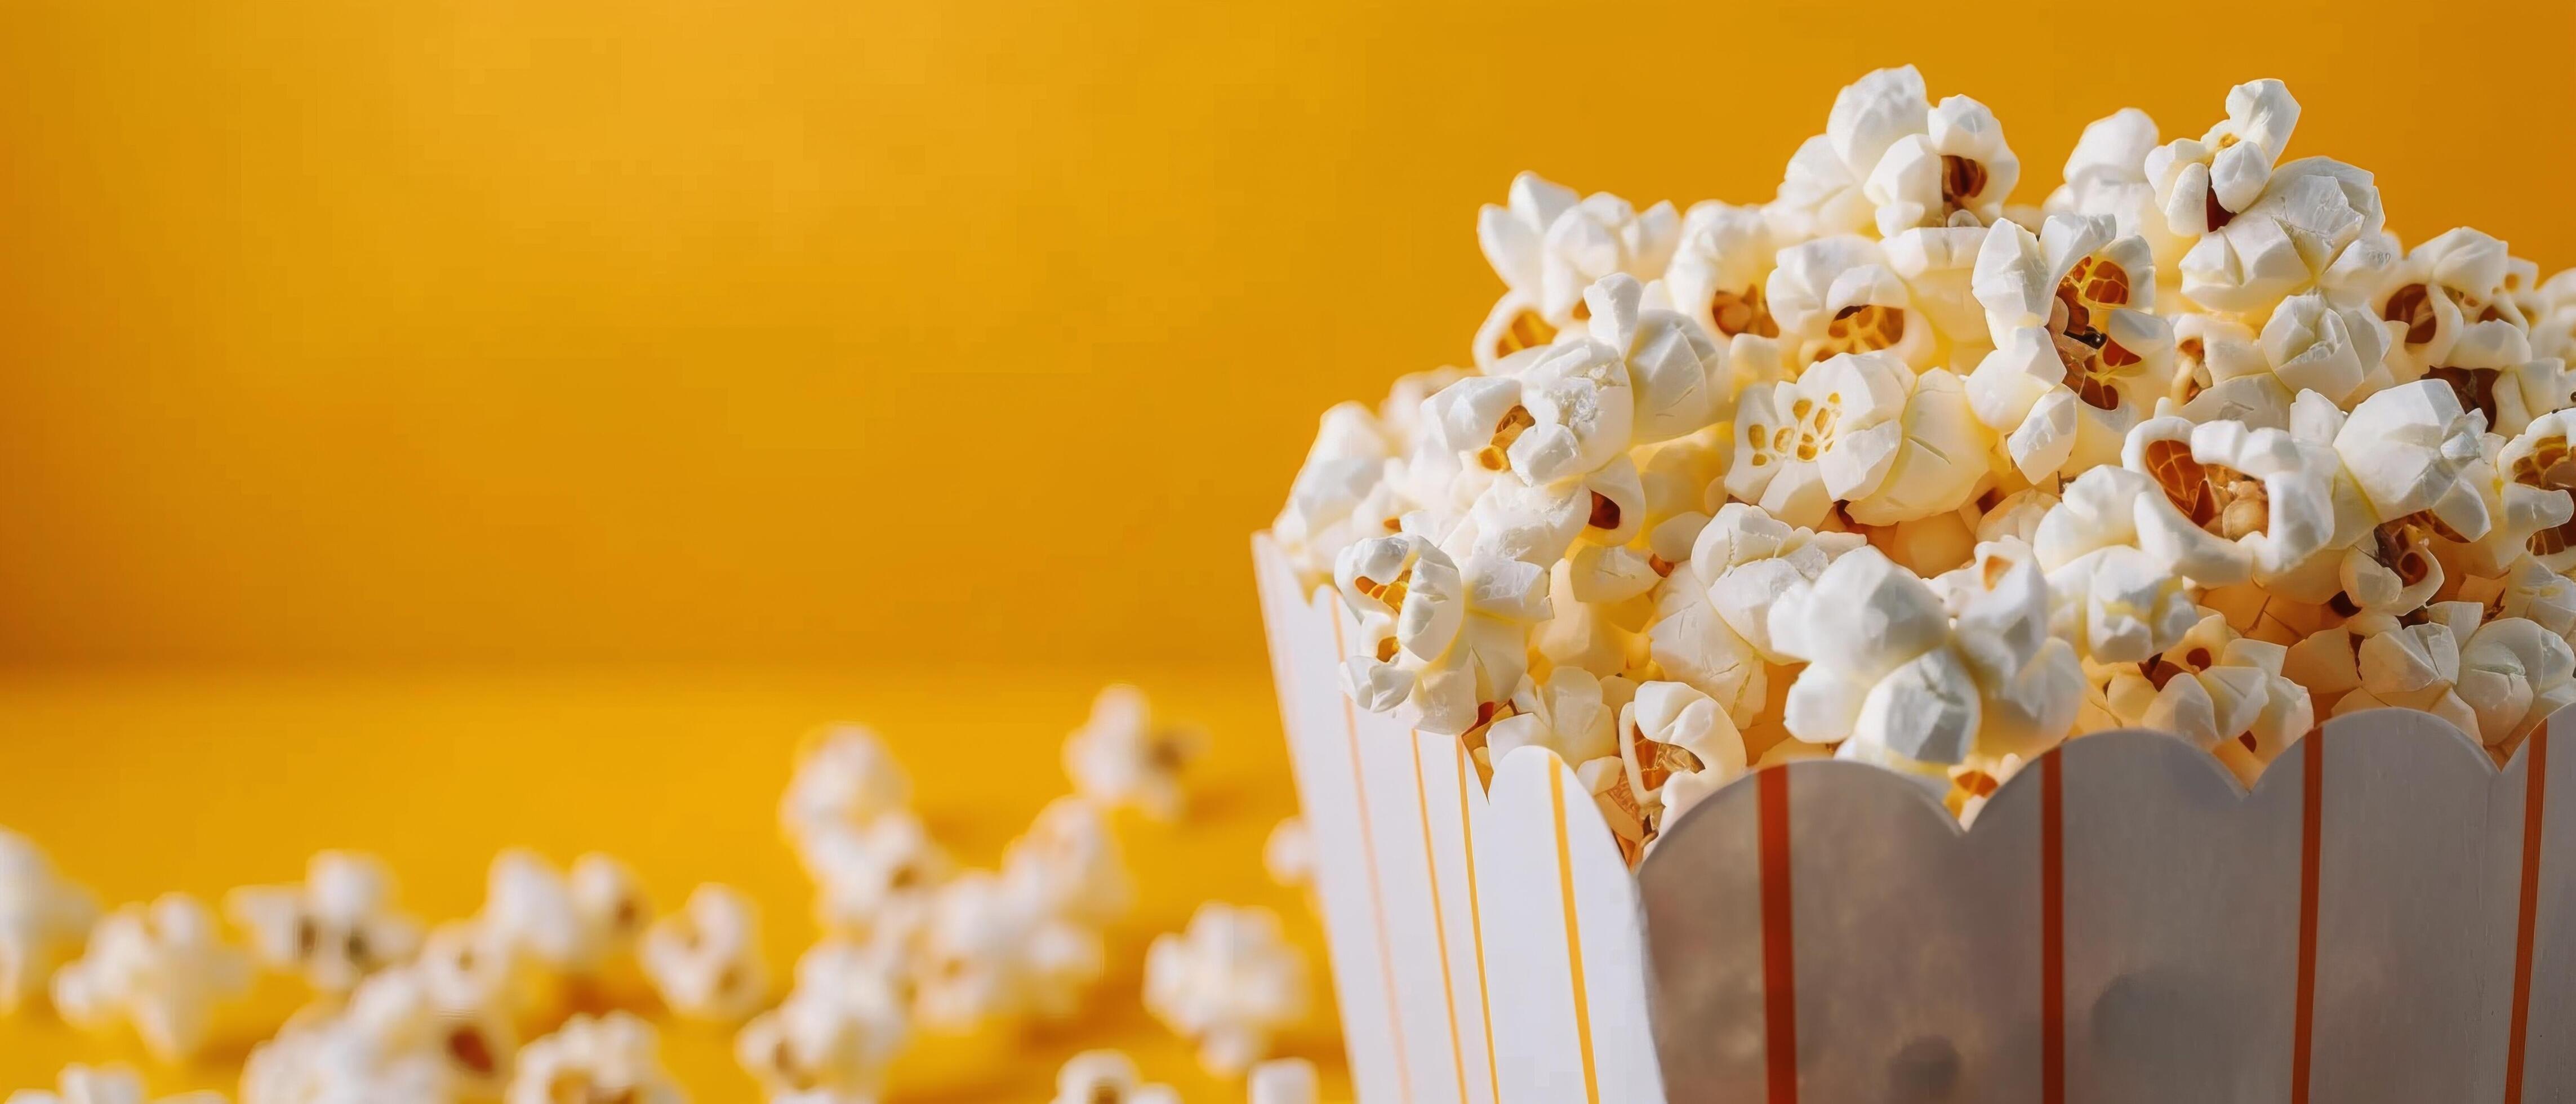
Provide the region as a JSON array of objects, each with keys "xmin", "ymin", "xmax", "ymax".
[{"xmin": 1143, "ymin": 903, "xmax": 1309, "ymax": 1078}]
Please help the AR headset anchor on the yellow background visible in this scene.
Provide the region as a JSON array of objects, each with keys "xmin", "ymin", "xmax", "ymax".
[{"xmin": 2, "ymin": 0, "xmax": 2573, "ymax": 1098}]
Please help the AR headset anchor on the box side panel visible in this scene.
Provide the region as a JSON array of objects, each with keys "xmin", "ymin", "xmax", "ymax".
[
  {"xmin": 1346, "ymin": 680, "xmax": 1468, "ymax": 1104},
  {"xmin": 2309, "ymin": 710, "xmax": 2518, "ymax": 1104},
  {"xmin": 2516, "ymin": 716, "xmax": 2572, "ymax": 1101},
  {"xmin": 2059, "ymin": 730, "xmax": 2300, "ymax": 1103},
  {"xmin": 1483, "ymin": 749, "xmax": 1602, "ymax": 1104},
  {"xmin": 1254, "ymin": 537, "xmax": 1406, "ymax": 1102},
  {"xmin": 1416, "ymin": 731, "xmax": 1499, "ymax": 1104},
  {"xmin": 1635, "ymin": 784, "xmax": 1769, "ymax": 1103}
]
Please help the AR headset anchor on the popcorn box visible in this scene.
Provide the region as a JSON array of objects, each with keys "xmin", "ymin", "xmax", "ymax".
[{"xmin": 1254, "ymin": 533, "xmax": 2574, "ymax": 1103}]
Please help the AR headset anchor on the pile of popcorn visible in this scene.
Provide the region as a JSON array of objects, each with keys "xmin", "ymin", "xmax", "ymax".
[
  {"xmin": 1275, "ymin": 66, "xmax": 2576, "ymax": 859},
  {"xmin": 2, "ymin": 686, "xmax": 1316, "ymax": 1103}
]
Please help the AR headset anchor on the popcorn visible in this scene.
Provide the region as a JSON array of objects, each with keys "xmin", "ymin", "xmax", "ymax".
[
  {"xmin": 267, "ymin": 963, "xmax": 517, "ymax": 1100},
  {"xmin": 1968, "ymin": 214, "xmax": 2174, "ymax": 480},
  {"xmin": 911, "ymin": 871, "xmax": 1101, "ymax": 1030},
  {"xmin": 1764, "ymin": 237, "xmax": 1937, "ymax": 369},
  {"xmin": 804, "ymin": 812, "xmax": 949, "ymax": 940},
  {"xmin": 1863, "ymin": 93, "xmax": 2019, "ymax": 237},
  {"xmin": 999, "ymin": 796, "xmax": 1130, "ymax": 928},
  {"xmin": 7, "ymin": 1065, "xmax": 223, "ymax": 1104},
  {"xmin": 1049, "ymin": 1051, "xmax": 1180, "ymax": 1104},
  {"xmin": 52, "ymin": 894, "xmax": 251, "ymax": 1064},
  {"xmin": 780, "ymin": 724, "xmax": 912, "ymax": 845},
  {"xmin": 0, "ymin": 829, "xmax": 97, "ymax": 1016},
  {"xmin": 481, "ymin": 850, "xmax": 648, "ymax": 978},
  {"xmin": 1279, "ymin": 68, "xmax": 2576, "ymax": 837},
  {"xmin": 1143, "ymin": 903, "xmax": 1309, "ymax": 1078},
  {"xmin": 506, "ymin": 1012, "xmax": 683, "ymax": 1104},
  {"xmin": 735, "ymin": 940, "xmax": 910, "ymax": 1104},
  {"xmin": 1063, "ymin": 685, "xmax": 1203, "ymax": 822},
  {"xmin": 640, "ymin": 883, "xmax": 767, "ymax": 1022},
  {"xmin": 1249, "ymin": 1057, "xmax": 1321, "ymax": 1104},
  {"xmin": 1616, "ymin": 680, "xmax": 1747, "ymax": 829},
  {"xmin": 1262, "ymin": 817, "xmax": 1314, "ymax": 891},
  {"xmin": 226, "ymin": 851, "xmax": 421, "ymax": 998},
  {"xmin": 2124, "ymin": 415, "xmax": 2337, "ymax": 585},
  {"xmin": 1475, "ymin": 172, "xmax": 1680, "ymax": 366}
]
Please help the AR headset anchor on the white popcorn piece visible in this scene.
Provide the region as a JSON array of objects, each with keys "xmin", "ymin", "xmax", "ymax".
[
  {"xmin": 7, "ymin": 1065, "xmax": 223, "ymax": 1104},
  {"xmin": 1864, "ymin": 94, "xmax": 2019, "ymax": 237},
  {"xmin": 0, "ymin": 829, "xmax": 97, "ymax": 1016},
  {"xmin": 736, "ymin": 940, "xmax": 910, "ymax": 1104},
  {"xmin": 324, "ymin": 963, "xmax": 517, "ymax": 1098},
  {"xmin": 1728, "ymin": 350, "xmax": 1913, "ymax": 527},
  {"xmin": 2025, "ymin": 468, "xmax": 2202, "ymax": 661},
  {"xmin": 1262, "ymin": 817, "xmax": 1314, "ymax": 891},
  {"xmin": 2333, "ymin": 379, "xmax": 2493, "ymax": 540},
  {"xmin": 481, "ymin": 850, "xmax": 648, "ymax": 979},
  {"xmin": 1772, "ymin": 66, "xmax": 1931, "ymax": 240},
  {"xmin": 1335, "ymin": 526, "xmax": 1550, "ymax": 736},
  {"xmin": 1144, "ymin": 903, "xmax": 1309, "ymax": 1078},
  {"xmin": 2458, "ymin": 615, "xmax": 2576, "ymax": 751},
  {"xmin": 1475, "ymin": 173, "xmax": 1680, "ymax": 365},
  {"xmin": 1000, "ymin": 795, "xmax": 1131, "ymax": 929},
  {"xmin": 1581, "ymin": 274, "xmax": 1720, "ymax": 446},
  {"xmin": 1248, "ymin": 1057, "xmax": 1322, "ymax": 1104},
  {"xmin": 2177, "ymin": 157, "xmax": 2384, "ymax": 314},
  {"xmin": 2146, "ymin": 79, "xmax": 2301, "ymax": 239},
  {"xmin": 1617, "ymin": 680, "xmax": 1747, "ymax": 829},
  {"xmin": 2105, "ymin": 614, "xmax": 2314, "ymax": 763},
  {"xmin": 2501, "ymin": 412, "xmax": 2576, "ymax": 572},
  {"xmin": 2375, "ymin": 228, "xmax": 2525, "ymax": 368},
  {"xmin": 640, "ymin": 883, "xmax": 767, "ymax": 1023},
  {"xmin": 52, "ymin": 894, "xmax": 250, "ymax": 1065},
  {"xmin": 506, "ymin": 1012, "xmax": 683, "ymax": 1104},
  {"xmin": 2045, "ymin": 109, "xmax": 2173, "ymax": 259},
  {"xmin": 2124, "ymin": 415, "xmax": 2337, "ymax": 585},
  {"xmin": 1648, "ymin": 504, "xmax": 1863, "ymax": 722},
  {"xmin": 1049, "ymin": 1051, "xmax": 1181, "ymax": 1104},
  {"xmin": 1063, "ymin": 684, "xmax": 1203, "ymax": 822},
  {"xmin": 1486, "ymin": 666, "xmax": 1618, "ymax": 767},
  {"xmin": 1764, "ymin": 236, "xmax": 1938, "ymax": 370},
  {"xmin": 241, "ymin": 1015, "xmax": 454, "ymax": 1104},
  {"xmin": 1768, "ymin": 547, "xmax": 1959, "ymax": 749},
  {"xmin": 226, "ymin": 851, "xmax": 421, "ymax": 997},
  {"xmin": 804, "ymin": 812, "xmax": 948, "ymax": 941},
  {"xmin": 1968, "ymin": 215, "xmax": 2174, "ymax": 481},
  {"xmin": 1663, "ymin": 201, "xmax": 1781, "ymax": 346},
  {"xmin": 911, "ymin": 871, "xmax": 1101, "ymax": 1031},
  {"xmin": 1840, "ymin": 366, "xmax": 1989, "ymax": 526},
  {"xmin": 780, "ymin": 724, "xmax": 913, "ymax": 847}
]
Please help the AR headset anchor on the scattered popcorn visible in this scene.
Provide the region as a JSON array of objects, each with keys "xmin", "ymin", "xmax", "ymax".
[
  {"xmin": 1049, "ymin": 1050, "xmax": 1181, "ymax": 1104},
  {"xmin": 226, "ymin": 851, "xmax": 421, "ymax": 998},
  {"xmin": 481, "ymin": 850, "xmax": 649, "ymax": 981},
  {"xmin": 0, "ymin": 828, "xmax": 97, "ymax": 1017},
  {"xmin": 1247, "ymin": 1057, "xmax": 1320, "ymax": 1104},
  {"xmin": 911, "ymin": 871, "xmax": 1102, "ymax": 1031},
  {"xmin": 506, "ymin": 1012, "xmax": 683, "ymax": 1104},
  {"xmin": 780, "ymin": 724, "xmax": 912, "ymax": 846},
  {"xmin": 803, "ymin": 812, "xmax": 949, "ymax": 940},
  {"xmin": 52, "ymin": 894, "xmax": 251, "ymax": 1064},
  {"xmin": 1064, "ymin": 685, "xmax": 1204, "ymax": 822},
  {"xmin": 6, "ymin": 1065, "xmax": 224, "ymax": 1104},
  {"xmin": 1261, "ymin": 817, "xmax": 1313, "ymax": 892},
  {"xmin": 1000, "ymin": 796, "xmax": 1131, "ymax": 929},
  {"xmin": 1144, "ymin": 903, "xmax": 1308, "ymax": 1078},
  {"xmin": 735, "ymin": 940, "xmax": 910, "ymax": 1104},
  {"xmin": 640, "ymin": 883, "xmax": 767, "ymax": 1023}
]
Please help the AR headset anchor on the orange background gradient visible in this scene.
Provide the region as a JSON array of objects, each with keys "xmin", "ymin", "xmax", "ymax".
[{"xmin": 1, "ymin": 0, "xmax": 2572, "ymax": 1099}]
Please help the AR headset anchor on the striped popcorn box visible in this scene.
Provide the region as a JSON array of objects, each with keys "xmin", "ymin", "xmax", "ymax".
[{"xmin": 1254, "ymin": 533, "xmax": 2573, "ymax": 1104}]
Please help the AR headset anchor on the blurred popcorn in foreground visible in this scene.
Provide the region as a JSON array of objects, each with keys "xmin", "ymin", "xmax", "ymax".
[
  {"xmin": 1248, "ymin": 1057, "xmax": 1320, "ymax": 1104},
  {"xmin": 6, "ymin": 1064, "xmax": 224, "ymax": 1104},
  {"xmin": 910, "ymin": 871, "xmax": 1102, "ymax": 1031},
  {"xmin": 735, "ymin": 940, "xmax": 909, "ymax": 1104},
  {"xmin": 481, "ymin": 849, "xmax": 649, "ymax": 980},
  {"xmin": 1144, "ymin": 903, "xmax": 1309, "ymax": 1077},
  {"xmin": 803, "ymin": 812, "xmax": 948, "ymax": 940},
  {"xmin": 242, "ymin": 964, "xmax": 512, "ymax": 1103},
  {"xmin": 506, "ymin": 1012, "xmax": 683, "ymax": 1104},
  {"xmin": 1000, "ymin": 796, "xmax": 1131, "ymax": 929},
  {"xmin": 1262, "ymin": 817, "xmax": 1314, "ymax": 891},
  {"xmin": 640, "ymin": 883, "xmax": 767, "ymax": 1022},
  {"xmin": 781, "ymin": 724, "xmax": 911, "ymax": 847},
  {"xmin": 52, "ymin": 894, "xmax": 250, "ymax": 1064},
  {"xmin": 1064, "ymin": 685, "xmax": 1203, "ymax": 822},
  {"xmin": 0, "ymin": 828, "xmax": 97, "ymax": 1016},
  {"xmin": 226, "ymin": 851, "xmax": 421, "ymax": 998},
  {"xmin": 1049, "ymin": 1050, "xmax": 1181, "ymax": 1104}
]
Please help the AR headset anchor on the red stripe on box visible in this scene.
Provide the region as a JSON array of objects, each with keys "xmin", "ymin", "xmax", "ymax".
[
  {"xmin": 2040, "ymin": 752, "xmax": 2065, "ymax": 1104},
  {"xmin": 1759, "ymin": 767, "xmax": 1798, "ymax": 1104},
  {"xmin": 2290, "ymin": 729, "xmax": 2323, "ymax": 1104},
  {"xmin": 2505, "ymin": 720, "xmax": 2549, "ymax": 1104}
]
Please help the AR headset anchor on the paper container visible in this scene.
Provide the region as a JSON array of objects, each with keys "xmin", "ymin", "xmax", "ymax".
[{"xmin": 1253, "ymin": 532, "xmax": 2573, "ymax": 1103}]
